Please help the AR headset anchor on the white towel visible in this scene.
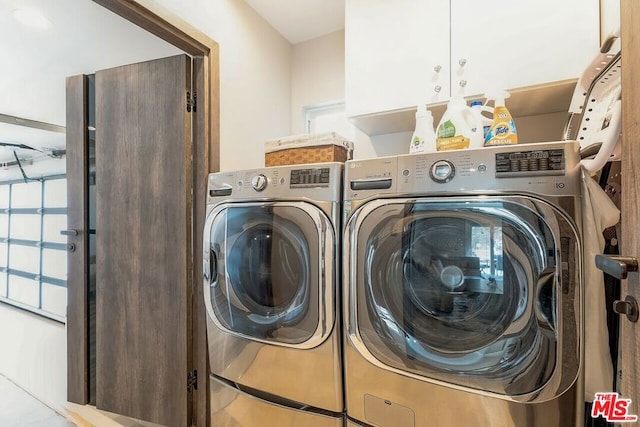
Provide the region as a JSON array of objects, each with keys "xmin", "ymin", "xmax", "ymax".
[{"xmin": 581, "ymin": 167, "xmax": 620, "ymax": 401}]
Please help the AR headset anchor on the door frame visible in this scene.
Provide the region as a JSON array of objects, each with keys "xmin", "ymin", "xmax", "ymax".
[{"xmin": 67, "ymin": 2, "xmax": 219, "ymax": 427}]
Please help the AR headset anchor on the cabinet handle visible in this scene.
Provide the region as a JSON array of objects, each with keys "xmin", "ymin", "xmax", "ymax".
[
  {"xmin": 459, "ymin": 80, "xmax": 467, "ymax": 87},
  {"xmin": 595, "ymin": 254, "xmax": 639, "ymax": 279},
  {"xmin": 433, "ymin": 65, "xmax": 442, "ymax": 73},
  {"xmin": 459, "ymin": 58, "xmax": 467, "ymax": 67},
  {"xmin": 434, "ymin": 85, "xmax": 442, "ymax": 93}
]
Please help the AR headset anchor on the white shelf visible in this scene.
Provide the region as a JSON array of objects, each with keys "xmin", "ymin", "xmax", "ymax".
[{"xmin": 348, "ymin": 79, "xmax": 578, "ymax": 136}]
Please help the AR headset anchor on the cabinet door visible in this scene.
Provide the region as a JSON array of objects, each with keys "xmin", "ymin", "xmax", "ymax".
[
  {"xmin": 450, "ymin": 0, "xmax": 600, "ymax": 98},
  {"xmin": 345, "ymin": 0, "xmax": 450, "ymax": 117}
]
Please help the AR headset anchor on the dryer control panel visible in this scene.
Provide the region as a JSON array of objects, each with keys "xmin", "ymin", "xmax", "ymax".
[
  {"xmin": 289, "ymin": 167, "xmax": 331, "ymax": 188},
  {"xmin": 207, "ymin": 163, "xmax": 343, "ymax": 203}
]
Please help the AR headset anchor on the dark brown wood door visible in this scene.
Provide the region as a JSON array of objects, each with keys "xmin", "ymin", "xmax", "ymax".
[
  {"xmin": 66, "ymin": 74, "xmax": 90, "ymax": 406},
  {"xmin": 95, "ymin": 54, "xmax": 193, "ymax": 427}
]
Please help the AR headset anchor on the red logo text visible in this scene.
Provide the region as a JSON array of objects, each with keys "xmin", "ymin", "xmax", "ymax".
[{"xmin": 591, "ymin": 392, "xmax": 638, "ymax": 423}]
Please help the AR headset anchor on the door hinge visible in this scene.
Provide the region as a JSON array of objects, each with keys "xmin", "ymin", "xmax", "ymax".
[
  {"xmin": 187, "ymin": 91, "xmax": 197, "ymax": 113},
  {"xmin": 187, "ymin": 370, "xmax": 198, "ymax": 393}
]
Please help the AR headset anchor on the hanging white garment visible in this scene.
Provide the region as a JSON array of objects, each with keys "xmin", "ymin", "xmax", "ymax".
[{"xmin": 581, "ymin": 167, "xmax": 620, "ymax": 402}]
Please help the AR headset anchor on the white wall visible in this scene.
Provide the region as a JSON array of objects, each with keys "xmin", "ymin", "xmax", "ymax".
[
  {"xmin": 0, "ymin": 164, "xmax": 69, "ymax": 413},
  {"xmin": 601, "ymin": 0, "xmax": 621, "ymax": 41},
  {"xmin": 0, "ymin": 306, "xmax": 67, "ymax": 412},
  {"xmin": 153, "ymin": 0, "xmax": 292, "ymax": 171}
]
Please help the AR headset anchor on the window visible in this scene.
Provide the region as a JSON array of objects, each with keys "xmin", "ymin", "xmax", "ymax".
[
  {"xmin": 303, "ymin": 101, "xmax": 357, "ymax": 141},
  {"xmin": 0, "ymin": 177, "xmax": 67, "ymax": 322}
]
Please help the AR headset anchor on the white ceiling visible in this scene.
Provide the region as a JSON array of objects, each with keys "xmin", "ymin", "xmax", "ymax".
[{"xmin": 244, "ymin": 0, "xmax": 345, "ymax": 44}]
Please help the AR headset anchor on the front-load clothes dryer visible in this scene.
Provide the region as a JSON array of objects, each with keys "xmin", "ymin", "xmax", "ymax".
[
  {"xmin": 343, "ymin": 141, "xmax": 583, "ymax": 427},
  {"xmin": 203, "ymin": 163, "xmax": 344, "ymax": 426}
]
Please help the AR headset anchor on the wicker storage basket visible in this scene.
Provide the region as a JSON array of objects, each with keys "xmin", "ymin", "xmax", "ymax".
[{"xmin": 265, "ymin": 133, "xmax": 354, "ymax": 167}]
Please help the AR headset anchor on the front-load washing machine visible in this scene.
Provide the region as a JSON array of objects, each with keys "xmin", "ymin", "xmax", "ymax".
[
  {"xmin": 343, "ymin": 141, "xmax": 583, "ymax": 427},
  {"xmin": 203, "ymin": 163, "xmax": 344, "ymax": 426}
]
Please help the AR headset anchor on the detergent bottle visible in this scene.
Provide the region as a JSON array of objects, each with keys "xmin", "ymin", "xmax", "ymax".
[
  {"xmin": 436, "ymin": 96, "xmax": 483, "ymax": 151},
  {"xmin": 410, "ymin": 105, "xmax": 437, "ymax": 154},
  {"xmin": 470, "ymin": 100, "xmax": 493, "ymax": 141},
  {"xmin": 484, "ymin": 90, "xmax": 518, "ymax": 146}
]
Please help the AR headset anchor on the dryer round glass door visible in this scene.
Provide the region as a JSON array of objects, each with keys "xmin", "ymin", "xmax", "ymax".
[
  {"xmin": 204, "ymin": 202, "xmax": 335, "ymax": 348},
  {"xmin": 346, "ymin": 196, "xmax": 581, "ymax": 397}
]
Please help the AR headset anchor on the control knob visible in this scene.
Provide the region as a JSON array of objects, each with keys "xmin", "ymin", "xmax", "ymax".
[
  {"xmin": 251, "ymin": 174, "xmax": 268, "ymax": 191},
  {"xmin": 430, "ymin": 160, "xmax": 455, "ymax": 183}
]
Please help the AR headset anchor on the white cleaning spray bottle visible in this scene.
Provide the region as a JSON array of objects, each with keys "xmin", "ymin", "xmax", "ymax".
[{"xmin": 410, "ymin": 105, "xmax": 437, "ymax": 154}]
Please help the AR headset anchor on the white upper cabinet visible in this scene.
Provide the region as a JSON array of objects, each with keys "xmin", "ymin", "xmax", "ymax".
[
  {"xmin": 450, "ymin": 0, "xmax": 600, "ymax": 98},
  {"xmin": 346, "ymin": 0, "xmax": 600, "ymax": 120},
  {"xmin": 345, "ymin": 0, "xmax": 450, "ymax": 117}
]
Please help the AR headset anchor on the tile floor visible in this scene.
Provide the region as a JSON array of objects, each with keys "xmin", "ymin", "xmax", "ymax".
[{"xmin": 0, "ymin": 374, "xmax": 75, "ymax": 427}]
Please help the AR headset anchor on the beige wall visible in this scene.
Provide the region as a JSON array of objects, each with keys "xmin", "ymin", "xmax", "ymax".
[
  {"xmin": 291, "ymin": 30, "xmax": 345, "ymax": 134},
  {"xmin": 155, "ymin": 0, "xmax": 293, "ymax": 171},
  {"xmin": 289, "ymin": 30, "xmax": 407, "ymax": 159}
]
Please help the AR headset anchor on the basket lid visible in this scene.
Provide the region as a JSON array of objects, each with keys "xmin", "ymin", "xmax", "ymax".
[{"xmin": 265, "ymin": 132, "xmax": 354, "ymax": 153}]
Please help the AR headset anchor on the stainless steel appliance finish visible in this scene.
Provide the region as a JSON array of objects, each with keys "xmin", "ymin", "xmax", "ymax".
[
  {"xmin": 210, "ymin": 377, "xmax": 343, "ymax": 427},
  {"xmin": 203, "ymin": 163, "xmax": 344, "ymax": 424},
  {"xmin": 343, "ymin": 141, "xmax": 583, "ymax": 427}
]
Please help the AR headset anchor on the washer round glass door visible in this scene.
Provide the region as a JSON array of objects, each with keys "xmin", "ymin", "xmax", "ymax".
[
  {"xmin": 204, "ymin": 202, "xmax": 334, "ymax": 348},
  {"xmin": 347, "ymin": 197, "xmax": 581, "ymax": 397}
]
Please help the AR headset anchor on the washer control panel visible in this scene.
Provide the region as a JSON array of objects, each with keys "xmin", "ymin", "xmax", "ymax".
[
  {"xmin": 390, "ymin": 141, "xmax": 580, "ymax": 197},
  {"xmin": 495, "ymin": 148, "xmax": 565, "ymax": 177}
]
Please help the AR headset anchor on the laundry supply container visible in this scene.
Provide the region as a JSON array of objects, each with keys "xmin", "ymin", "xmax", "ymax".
[{"xmin": 265, "ymin": 132, "xmax": 354, "ymax": 166}]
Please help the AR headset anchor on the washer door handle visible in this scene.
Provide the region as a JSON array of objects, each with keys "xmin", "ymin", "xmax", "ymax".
[
  {"xmin": 595, "ymin": 254, "xmax": 638, "ymax": 279},
  {"xmin": 209, "ymin": 249, "xmax": 218, "ymax": 285}
]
